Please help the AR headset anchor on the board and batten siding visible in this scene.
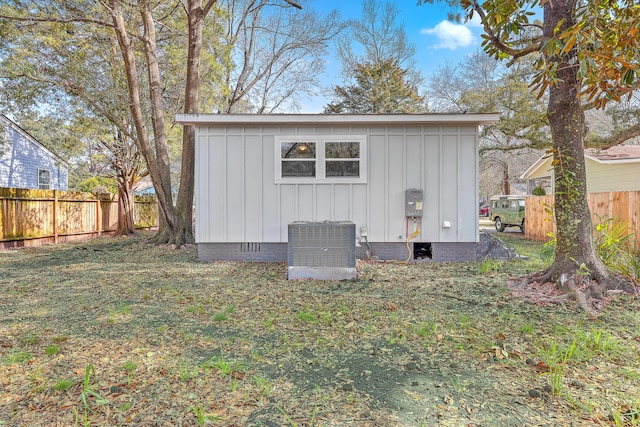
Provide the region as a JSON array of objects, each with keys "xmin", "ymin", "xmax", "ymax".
[{"xmin": 194, "ymin": 122, "xmax": 480, "ymax": 245}]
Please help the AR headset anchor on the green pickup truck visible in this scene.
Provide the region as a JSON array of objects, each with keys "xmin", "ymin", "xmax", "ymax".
[{"xmin": 489, "ymin": 195, "xmax": 525, "ymax": 233}]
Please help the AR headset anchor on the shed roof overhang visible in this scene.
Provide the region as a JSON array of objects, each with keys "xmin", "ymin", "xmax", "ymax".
[{"xmin": 176, "ymin": 113, "xmax": 500, "ymax": 126}]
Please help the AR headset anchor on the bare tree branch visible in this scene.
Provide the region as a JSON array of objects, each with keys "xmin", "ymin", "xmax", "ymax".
[
  {"xmin": 585, "ymin": 125, "xmax": 640, "ymax": 148},
  {"xmin": 284, "ymin": 0, "xmax": 301, "ymax": 9},
  {"xmin": 0, "ymin": 12, "xmax": 112, "ymax": 28}
]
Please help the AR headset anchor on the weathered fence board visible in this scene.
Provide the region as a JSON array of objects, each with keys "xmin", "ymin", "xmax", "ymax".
[
  {"xmin": 525, "ymin": 191, "xmax": 640, "ymax": 247},
  {"xmin": 0, "ymin": 187, "xmax": 158, "ymax": 248}
]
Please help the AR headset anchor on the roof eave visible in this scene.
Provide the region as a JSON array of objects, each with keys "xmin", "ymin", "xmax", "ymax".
[
  {"xmin": 175, "ymin": 113, "xmax": 500, "ymax": 126},
  {"xmin": 1, "ymin": 114, "xmax": 70, "ymax": 167},
  {"xmin": 520, "ymin": 154, "xmax": 552, "ymax": 180},
  {"xmin": 585, "ymin": 154, "xmax": 640, "ymax": 165}
]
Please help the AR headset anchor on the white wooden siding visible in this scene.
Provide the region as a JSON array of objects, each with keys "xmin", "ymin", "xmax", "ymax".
[
  {"xmin": 194, "ymin": 124, "xmax": 480, "ymax": 244},
  {"xmin": 0, "ymin": 116, "xmax": 69, "ymax": 191},
  {"xmin": 441, "ymin": 134, "xmax": 460, "ymax": 241},
  {"xmin": 261, "ymin": 135, "xmax": 279, "ymax": 241},
  {"xmin": 586, "ymin": 160, "xmax": 640, "ymax": 193},
  {"xmin": 522, "ymin": 157, "xmax": 640, "ymax": 194},
  {"xmin": 459, "ymin": 134, "xmax": 479, "ymax": 241}
]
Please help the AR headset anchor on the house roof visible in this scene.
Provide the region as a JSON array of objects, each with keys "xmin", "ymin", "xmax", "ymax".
[
  {"xmin": 520, "ymin": 153, "xmax": 552, "ymax": 180},
  {"xmin": 520, "ymin": 145, "xmax": 640, "ymax": 180},
  {"xmin": 584, "ymin": 145, "xmax": 640, "ymax": 164},
  {"xmin": 176, "ymin": 113, "xmax": 500, "ymax": 126},
  {"xmin": 0, "ymin": 114, "xmax": 70, "ymax": 167}
]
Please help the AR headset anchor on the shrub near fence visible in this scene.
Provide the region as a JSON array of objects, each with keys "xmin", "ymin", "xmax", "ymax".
[
  {"xmin": 0, "ymin": 187, "xmax": 158, "ymax": 249},
  {"xmin": 525, "ymin": 191, "xmax": 640, "ymax": 248}
]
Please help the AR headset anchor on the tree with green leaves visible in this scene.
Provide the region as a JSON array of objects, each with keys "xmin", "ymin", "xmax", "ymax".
[
  {"xmin": 419, "ymin": 0, "xmax": 639, "ymax": 311},
  {"xmin": 1, "ymin": 0, "xmax": 313, "ymax": 246},
  {"xmin": 0, "ymin": 3, "xmax": 155, "ymax": 235},
  {"xmin": 325, "ymin": 58, "xmax": 425, "ymax": 113}
]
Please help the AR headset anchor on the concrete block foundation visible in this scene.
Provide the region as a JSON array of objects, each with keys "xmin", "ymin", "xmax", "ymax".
[{"xmin": 197, "ymin": 241, "xmax": 482, "ymax": 263}]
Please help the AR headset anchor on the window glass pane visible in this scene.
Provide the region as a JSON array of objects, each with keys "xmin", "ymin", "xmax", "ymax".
[
  {"xmin": 326, "ymin": 161, "xmax": 359, "ymax": 177},
  {"xmin": 282, "ymin": 161, "xmax": 315, "ymax": 177},
  {"xmin": 281, "ymin": 142, "xmax": 315, "ymax": 159},
  {"xmin": 38, "ymin": 169, "xmax": 50, "ymax": 189},
  {"xmin": 326, "ymin": 142, "xmax": 359, "ymax": 159}
]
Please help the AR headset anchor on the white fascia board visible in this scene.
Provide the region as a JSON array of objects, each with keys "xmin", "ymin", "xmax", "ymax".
[
  {"xmin": 584, "ymin": 153, "xmax": 640, "ymax": 165},
  {"xmin": 520, "ymin": 153, "xmax": 553, "ymax": 180},
  {"xmin": 520, "ymin": 151, "xmax": 640, "ymax": 181},
  {"xmin": 176, "ymin": 113, "xmax": 500, "ymax": 126}
]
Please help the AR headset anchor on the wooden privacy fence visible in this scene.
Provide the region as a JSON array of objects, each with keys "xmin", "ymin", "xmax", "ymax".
[
  {"xmin": 0, "ymin": 187, "xmax": 158, "ymax": 249},
  {"xmin": 525, "ymin": 191, "xmax": 640, "ymax": 247}
]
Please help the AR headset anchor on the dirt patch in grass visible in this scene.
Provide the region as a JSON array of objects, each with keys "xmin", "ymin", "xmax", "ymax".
[{"xmin": 1, "ymin": 232, "xmax": 640, "ymax": 426}]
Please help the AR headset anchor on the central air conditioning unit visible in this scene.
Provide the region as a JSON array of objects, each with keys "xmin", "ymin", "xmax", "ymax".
[{"xmin": 287, "ymin": 221, "xmax": 357, "ymax": 280}]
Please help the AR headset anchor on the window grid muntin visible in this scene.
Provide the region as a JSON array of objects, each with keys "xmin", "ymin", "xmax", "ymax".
[
  {"xmin": 38, "ymin": 169, "xmax": 51, "ymax": 190},
  {"xmin": 275, "ymin": 136, "xmax": 366, "ymax": 183}
]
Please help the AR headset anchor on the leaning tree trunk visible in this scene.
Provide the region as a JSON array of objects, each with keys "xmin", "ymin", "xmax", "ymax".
[
  {"xmin": 139, "ymin": 2, "xmax": 186, "ymax": 246},
  {"xmin": 529, "ymin": 0, "xmax": 637, "ymax": 312},
  {"xmin": 110, "ymin": 0, "xmax": 177, "ymax": 241}
]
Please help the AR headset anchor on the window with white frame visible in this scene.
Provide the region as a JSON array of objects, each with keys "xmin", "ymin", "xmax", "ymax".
[
  {"xmin": 280, "ymin": 140, "xmax": 317, "ymax": 177},
  {"xmin": 38, "ymin": 169, "xmax": 51, "ymax": 190},
  {"xmin": 275, "ymin": 135, "xmax": 366, "ymax": 183},
  {"xmin": 0, "ymin": 124, "xmax": 7, "ymax": 152}
]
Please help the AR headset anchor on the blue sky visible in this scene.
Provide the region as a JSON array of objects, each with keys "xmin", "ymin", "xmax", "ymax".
[{"xmin": 300, "ymin": 1, "xmax": 486, "ymax": 112}]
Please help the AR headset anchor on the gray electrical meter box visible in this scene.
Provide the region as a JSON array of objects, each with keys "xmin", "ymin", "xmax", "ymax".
[{"xmin": 405, "ymin": 189, "xmax": 423, "ymax": 217}]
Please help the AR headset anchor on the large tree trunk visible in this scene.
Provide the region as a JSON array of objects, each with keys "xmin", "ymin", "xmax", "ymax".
[
  {"xmin": 110, "ymin": 0, "xmax": 191, "ymax": 247},
  {"xmin": 142, "ymin": 3, "xmax": 191, "ymax": 246},
  {"xmin": 501, "ymin": 165, "xmax": 510, "ymax": 195},
  {"xmin": 115, "ymin": 173, "xmax": 136, "ymax": 236},
  {"xmin": 174, "ymin": 0, "xmax": 210, "ymax": 245},
  {"xmin": 529, "ymin": 0, "xmax": 637, "ymax": 312}
]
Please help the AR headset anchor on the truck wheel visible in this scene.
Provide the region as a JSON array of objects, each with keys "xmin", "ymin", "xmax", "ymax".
[
  {"xmin": 520, "ymin": 219, "xmax": 525, "ymax": 234},
  {"xmin": 495, "ymin": 217, "xmax": 505, "ymax": 232}
]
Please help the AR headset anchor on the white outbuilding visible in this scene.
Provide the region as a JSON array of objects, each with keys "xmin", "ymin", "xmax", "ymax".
[{"xmin": 177, "ymin": 113, "xmax": 498, "ymax": 265}]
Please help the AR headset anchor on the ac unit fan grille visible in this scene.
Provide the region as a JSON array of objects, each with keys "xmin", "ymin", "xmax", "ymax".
[{"xmin": 288, "ymin": 222, "xmax": 356, "ymax": 268}]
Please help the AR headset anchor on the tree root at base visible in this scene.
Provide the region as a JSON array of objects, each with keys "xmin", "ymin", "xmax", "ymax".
[
  {"xmin": 559, "ymin": 273, "xmax": 595, "ymax": 317},
  {"xmin": 514, "ymin": 262, "xmax": 638, "ymax": 317}
]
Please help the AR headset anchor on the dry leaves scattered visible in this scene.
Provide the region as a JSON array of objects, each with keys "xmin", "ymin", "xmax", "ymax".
[{"xmin": 0, "ymin": 233, "xmax": 639, "ymax": 426}]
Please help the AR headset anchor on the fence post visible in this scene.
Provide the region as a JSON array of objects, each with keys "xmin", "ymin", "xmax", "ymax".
[
  {"xmin": 53, "ymin": 190, "xmax": 59, "ymax": 243},
  {"xmin": 96, "ymin": 197, "xmax": 102, "ymax": 236}
]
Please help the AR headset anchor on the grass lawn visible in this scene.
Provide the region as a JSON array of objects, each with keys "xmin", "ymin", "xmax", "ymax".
[{"xmin": 1, "ymin": 232, "xmax": 639, "ymax": 426}]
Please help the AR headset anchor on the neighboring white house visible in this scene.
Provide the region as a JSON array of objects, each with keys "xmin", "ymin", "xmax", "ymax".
[
  {"xmin": 176, "ymin": 113, "xmax": 499, "ymax": 262},
  {"xmin": 521, "ymin": 145, "xmax": 640, "ymax": 195},
  {"xmin": 0, "ymin": 114, "xmax": 69, "ymax": 191}
]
